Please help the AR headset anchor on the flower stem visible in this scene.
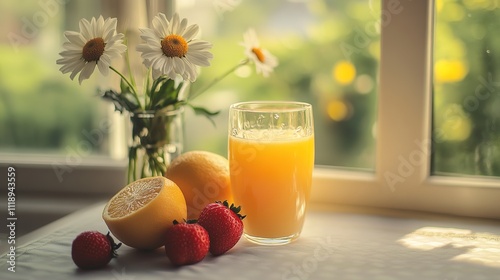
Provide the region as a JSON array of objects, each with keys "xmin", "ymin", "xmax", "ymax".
[
  {"xmin": 128, "ymin": 147, "xmax": 137, "ymax": 183},
  {"xmin": 124, "ymin": 47, "xmax": 137, "ymax": 89},
  {"xmin": 109, "ymin": 66, "xmax": 142, "ymax": 109},
  {"xmin": 188, "ymin": 59, "xmax": 250, "ymax": 101},
  {"xmin": 144, "ymin": 67, "xmax": 152, "ymax": 110}
]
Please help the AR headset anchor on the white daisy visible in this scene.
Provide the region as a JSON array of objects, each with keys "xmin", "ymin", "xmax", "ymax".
[
  {"xmin": 137, "ymin": 13, "xmax": 213, "ymax": 82},
  {"xmin": 56, "ymin": 16, "xmax": 127, "ymax": 84},
  {"xmin": 241, "ymin": 28, "xmax": 278, "ymax": 77}
]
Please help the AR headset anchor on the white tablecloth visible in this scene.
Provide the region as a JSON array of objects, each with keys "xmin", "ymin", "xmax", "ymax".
[{"xmin": 1, "ymin": 203, "xmax": 500, "ymax": 280}]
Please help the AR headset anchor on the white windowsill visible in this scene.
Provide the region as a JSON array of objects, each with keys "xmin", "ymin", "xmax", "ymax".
[{"xmin": 2, "ymin": 202, "xmax": 499, "ymax": 278}]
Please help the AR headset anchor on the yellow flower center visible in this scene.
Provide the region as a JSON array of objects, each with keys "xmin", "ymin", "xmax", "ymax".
[
  {"xmin": 252, "ymin": 47, "xmax": 265, "ymax": 63},
  {"xmin": 82, "ymin": 38, "xmax": 105, "ymax": 62},
  {"xmin": 161, "ymin": 35, "xmax": 188, "ymax": 58}
]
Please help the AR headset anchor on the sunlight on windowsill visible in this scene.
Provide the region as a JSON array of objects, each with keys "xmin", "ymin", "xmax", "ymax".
[{"xmin": 398, "ymin": 227, "xmax": 500, "ymax": 268}]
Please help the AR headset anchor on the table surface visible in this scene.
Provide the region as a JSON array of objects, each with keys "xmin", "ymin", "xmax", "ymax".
[{"xmin": 1, "ymin": 202, "xmax": 500, "ymax": 280}]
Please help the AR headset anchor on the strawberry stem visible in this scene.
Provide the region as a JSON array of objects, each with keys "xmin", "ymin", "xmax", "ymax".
[
  {"xmin": 173, "ymin": 219, "xmax": 198, "ymax": 225},
  {"xmin": 106, "ymin": 232, "xmax": 122, "ymax": 258},
  {"xmin": 221, "ymin": 200, "xmax": 246, "ymax": 220}
]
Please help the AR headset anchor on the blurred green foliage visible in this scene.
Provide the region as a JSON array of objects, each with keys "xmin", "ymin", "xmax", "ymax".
[
  {"xmin": 0, "ymin": 45, "xmax": 106, "ymax": 153},
  {"xmin": 0, "ymin": 0, "xmax": 108, "ymax": 155},
  {"xmin": 185, "ymin": 0, "xmax": 378, "ymax": 169},
  {"xmin": 433, "ymin": 0, "xmax": 500, "ymax": 176},
  {"xmin": 1, "ymin": 0, "xmax": 498, "ymax": 177}
]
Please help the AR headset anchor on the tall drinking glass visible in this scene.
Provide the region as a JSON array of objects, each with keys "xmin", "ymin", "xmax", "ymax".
[{"xmin": 228, "ymin": 101, "xmax": 314, "ymax": 245}]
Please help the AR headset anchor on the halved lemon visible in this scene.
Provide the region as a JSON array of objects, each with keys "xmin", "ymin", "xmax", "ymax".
[{"xmin": 102, "ymin": 176, "xmax": 187, "ymax": 250}]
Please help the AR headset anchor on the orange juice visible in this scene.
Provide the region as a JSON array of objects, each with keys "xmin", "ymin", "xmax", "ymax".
[{"xmin": 229, "ymin": 132, "xmax": 314, "ymax": 239}]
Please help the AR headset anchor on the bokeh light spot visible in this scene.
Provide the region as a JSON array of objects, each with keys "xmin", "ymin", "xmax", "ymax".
[
  {"xmin": 435, "ymin": 59, "xmax": 467, "ymax": 83},
  {"xmin": 333, "ymin": 60, "xmax": 356, "ymax": 85},
  {"xmin": 327, "ymin": 100, "xmax": 349, "ymax": 121}
]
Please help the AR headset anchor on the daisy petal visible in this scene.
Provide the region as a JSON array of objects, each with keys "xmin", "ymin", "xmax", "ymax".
[
  {"xmin": 99, "ymin": 54, "xmax": 112, "ymax": 66},
  {"xmin": 90, "ymin": 17, "xmax": 97, "ymax": 38},
  {"xmin": 79, "ymin": 18, "xmax": 92, "ymax": 40},
  {"xmin": 177, "ymin": 18, "xmax": 188, "ymax": 38},
  {"xmin": 173, "ymin": 57, "xmax": 185, "ymax": 75},
  {"xmin": 158, "ymin": 13, "xmax": 170, "ymax": 34},
  {"xmin": 59, "ymin": 58, "xmax": 83, "ymax": 73},
  {"xmin": 96, "ymin": 16, "xmax": 104, "ymax": 38},
  {"xmin": 64, "ymin": 31, "xmax": 86, "ymax": 47},
  {"xmin": 103, "ymin": 18, "xmax": 118, "ymax": 42},
  {"xmin": 186, "ymin": 52, "xmax": 211, "ymax": 67},
  {"xmin": 171, "ymin": 13, "xmax": 180, "ymax": 34},
  {"xmin": 79, "ymin": 62, "xmax": 97, "ymax": 84},
  {"xmin": 182, "ymin": 24, "xmax": 199, "ymax": 41},
  {"xmin": 97, "ymin": 60, "xmax": 109, "ymax": 76},
  {"xmin": 69, "ymin": 60, "xmax": 86, "ymax": 80},
  {"xmin": 188, "ymin": 40, "xmax": 212, "ymax": 48}
]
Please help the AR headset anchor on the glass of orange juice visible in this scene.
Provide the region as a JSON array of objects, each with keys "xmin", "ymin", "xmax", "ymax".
[{"xmin": 228, "ymin": 101, "xmax": 314, "ymax": 245}]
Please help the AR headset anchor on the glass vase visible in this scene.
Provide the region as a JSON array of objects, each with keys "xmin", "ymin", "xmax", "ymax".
[{"xmin": 127, "ymin": 107, "xmax": 184, "ymax": 183}]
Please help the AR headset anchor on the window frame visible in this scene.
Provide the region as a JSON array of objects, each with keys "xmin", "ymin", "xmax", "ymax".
[
  {"xmin": 2, "ymin": 0, "xmax": 499, "ymax": 218},
  {"xmin": 313, "ymin": 0, "xmax": 500, "ymax": 219}
]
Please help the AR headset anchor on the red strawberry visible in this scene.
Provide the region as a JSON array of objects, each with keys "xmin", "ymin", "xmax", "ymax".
[
  {"xmin": 197, "ymin": 200, "xmax": 245, "ymax": 256},
  {"xmin": 164, "ymin": 220, "xmax": 210, "ymax": 266},
  {"xmin": 71, "ymin": 231, "xmax": 121, "ymax": 269}
]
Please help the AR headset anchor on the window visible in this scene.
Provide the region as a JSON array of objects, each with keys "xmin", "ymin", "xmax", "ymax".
[
  {"xmin": 1, "ymin": 0, "xmax": 498, "ymax": 220},
  {"xmin": 0, "ymin": 0, "xmax": 114, "ymax": 157},
  {"xmin": 179, "ymin": 0, "xmax": 378, "ymax": 170},
  {"xmin": 0, "ymin": 1, "xmax": 128, "ymax": 195},
  {"xmin": 179, "ymin": 0, "xmax": 499, "ymax": 219},
  {"xmin": 312, "ymin": 0, "xmax": 500, "ymax": 219},
  {"xmin": 433, "ymin": 0, "xmax": 500, "ymax": 177}
]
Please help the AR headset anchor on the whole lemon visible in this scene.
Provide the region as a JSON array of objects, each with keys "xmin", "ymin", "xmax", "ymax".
[{"xmin": 165, "ymin": 151, "xmax": 233, "ymax": 220}]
